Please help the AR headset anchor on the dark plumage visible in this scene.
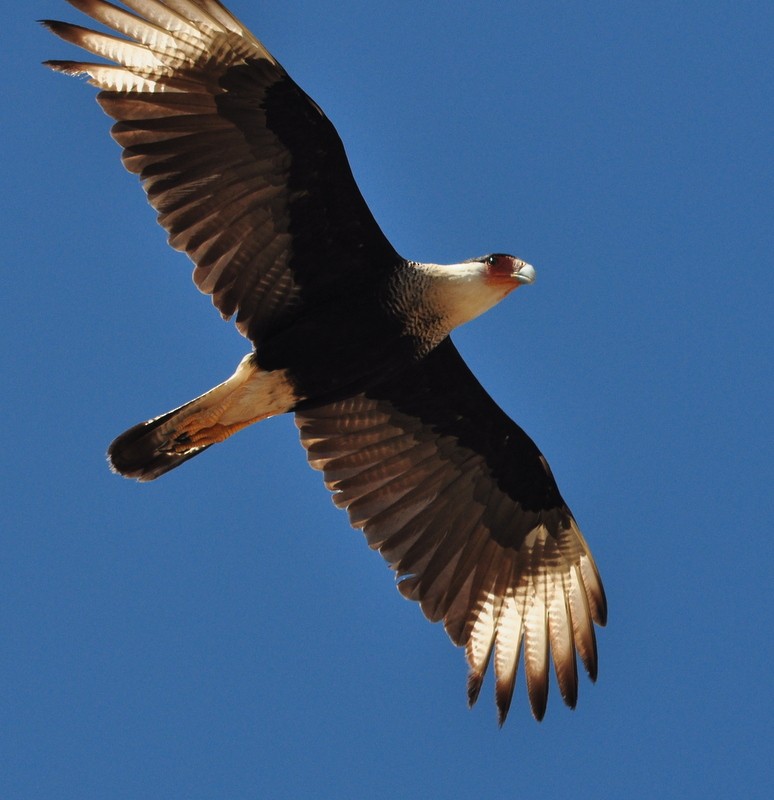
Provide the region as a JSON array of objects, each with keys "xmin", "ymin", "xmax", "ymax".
[{"xmin": 45, "ymin": 0, "xmax": 606, "ymax": 723}]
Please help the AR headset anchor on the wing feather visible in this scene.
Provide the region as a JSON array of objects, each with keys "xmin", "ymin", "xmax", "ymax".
[
  {"xmin": 548, "ymin": 572, "xmax": 579, "ymax": 708},
  {"xmin": 296, "ymin": 338, "xmax": 606, "ymax": 722},
  {"xmin": 494, "ymin": 569, "xmax": 525, "ymax": 725},
  {"xmin": 44, "ymin": 0, "xmax": 399, "ymax": 344}
]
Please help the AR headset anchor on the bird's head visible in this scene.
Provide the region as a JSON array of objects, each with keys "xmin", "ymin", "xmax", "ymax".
[
  {"xmin": 478, "ymin": 253, "xmax": 536, "ymax": 291},
  {"xmin": 414, "ymin": 254, "xmax": 535, "ymax": 334}
]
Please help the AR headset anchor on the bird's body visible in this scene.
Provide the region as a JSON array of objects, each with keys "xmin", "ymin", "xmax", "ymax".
[{"xmin": 45, "ymin": 0, "xmax": 606, "ymax": 723}]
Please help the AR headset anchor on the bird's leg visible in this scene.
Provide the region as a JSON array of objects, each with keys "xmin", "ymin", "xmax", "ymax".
[{"xmin": 159, "ymin": 355, "xmax": 298, "ymax": 454}]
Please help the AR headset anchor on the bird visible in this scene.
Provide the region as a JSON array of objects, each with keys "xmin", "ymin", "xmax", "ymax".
[{"xmin": 43, "ymin": 0, "xmax": 606, "ymax": 724}]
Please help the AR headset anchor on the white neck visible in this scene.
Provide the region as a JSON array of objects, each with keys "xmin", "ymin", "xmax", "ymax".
[{"xmin": 413, "ymin": 261, "xmax": 518, "ymax": 332}]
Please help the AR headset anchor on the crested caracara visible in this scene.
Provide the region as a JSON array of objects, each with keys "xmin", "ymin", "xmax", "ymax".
[{"xmin": 44, "ymin": 0, "xmax": 606, "ymax": 724}]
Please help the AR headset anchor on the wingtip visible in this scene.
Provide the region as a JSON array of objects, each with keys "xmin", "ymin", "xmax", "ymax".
[
  {"xmin": 42, "ymin": 59, "xmax": 86, "ymax": 76},
  {"xmin": 526, "ymin": 671, "xmax": 549, "ymax": 722},
  {"xmin": 561, "ymin": 679, "xmax": 579, "ymax": 709},
  {"xmin": 596, "ymin": 584, "xmax": 609, "ymax": 627},
  {"xmin": 529, "ymin": 694, "xmax": 548, "ymax": 722},
  {"xmin": 587, "ymin": 655, "xmax": 599, "ymax": 684},
  {"xmin": 495, "ymin": 683, "xmax": 514, "ymax": 727},
  {"xmin": 40, "ymin": 19, "xmax": 77, "ymax": 47},
  {"xmin": 583, "ymin": 623, "xmax": 600, "ymax": 683},
  {"xmin": 39, "ymin": 19, "xmax": 79, "ymax": 46},
  {"xmin": 466, "ymin": 670, "xmax": 484, "ymax": 708}
]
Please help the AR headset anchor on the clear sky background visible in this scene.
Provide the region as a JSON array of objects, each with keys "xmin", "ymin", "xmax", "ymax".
[{"xmin": 4, "ymin": 2, "xmax": 772, "ymax": 798}]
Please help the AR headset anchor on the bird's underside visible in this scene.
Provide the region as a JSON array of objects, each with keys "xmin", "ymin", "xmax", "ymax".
[{"xmin": 44, "ymin": 0, "xmax": 606, "ymax": 724}]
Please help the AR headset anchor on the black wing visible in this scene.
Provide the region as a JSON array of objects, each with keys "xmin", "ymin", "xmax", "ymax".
[
  {"xmin": 44, "ymin": 0, "xmax": 399, "ymax": 344},
  {"xmin": 295, "ymin": 338, "xmax": 606, "ymax": 722}
]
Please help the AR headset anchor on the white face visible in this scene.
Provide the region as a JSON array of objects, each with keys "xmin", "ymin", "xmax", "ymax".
[{"xmin": 416, "ymin": 255, "xmax": 535, "ymax": 333}]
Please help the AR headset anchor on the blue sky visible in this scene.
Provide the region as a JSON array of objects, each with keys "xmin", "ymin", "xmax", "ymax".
[{"xmin": 4, "ymin": 1, "xmax": 772, "ymax": 798}]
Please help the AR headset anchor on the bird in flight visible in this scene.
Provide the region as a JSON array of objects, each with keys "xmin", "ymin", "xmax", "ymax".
[{"xmin": 44, "ymin": 0, "xmax": 606, "ymax": 724}]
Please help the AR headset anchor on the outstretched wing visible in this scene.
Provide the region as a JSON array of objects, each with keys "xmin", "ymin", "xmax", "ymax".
[
  {"xmin": 44, "ymin": 0, "xmax": 399, "ymax": 344},
  {"xmin": 295, "ymin": 338, "xmax": 606, "ymax": 723}
]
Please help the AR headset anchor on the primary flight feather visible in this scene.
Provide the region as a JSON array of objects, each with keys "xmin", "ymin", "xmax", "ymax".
[{"xmin": 44, "ymin": 0, "xmax": 606, "ymax": 724}]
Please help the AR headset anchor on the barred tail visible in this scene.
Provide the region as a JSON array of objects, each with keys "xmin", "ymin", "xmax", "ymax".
[{"xmin": 108, "ymin": 355, "xmax": 298, "ymax": 481}]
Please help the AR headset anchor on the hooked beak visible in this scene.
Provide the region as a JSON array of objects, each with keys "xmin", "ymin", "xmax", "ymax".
[{"xmin": 514, "ymin": 261, "xmax": 536, "ymax": 285}]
